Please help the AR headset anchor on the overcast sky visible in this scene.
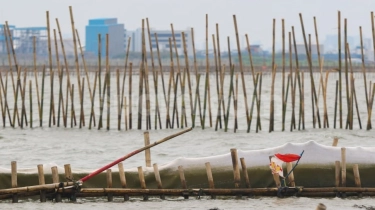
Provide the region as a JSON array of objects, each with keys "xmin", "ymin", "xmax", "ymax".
[{"xmin": 2, "ymin": 0, "xmax": 375, "ymax": 50}]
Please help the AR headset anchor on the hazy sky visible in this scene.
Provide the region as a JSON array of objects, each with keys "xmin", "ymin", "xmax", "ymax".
[{"xmin": 2, "ymin": 0, "xmax": 375, "ymax": 50}]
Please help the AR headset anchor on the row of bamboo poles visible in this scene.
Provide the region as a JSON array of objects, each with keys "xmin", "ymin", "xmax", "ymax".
[
  {"xmin": 1, "ymin": 8, "xmax": 375, "ymax": 132},
  {"xmin": 1, "ymin": 140, "xmax": 369, "ymax": 202}
]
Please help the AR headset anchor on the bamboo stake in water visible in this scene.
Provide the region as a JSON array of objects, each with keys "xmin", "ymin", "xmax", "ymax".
[
  {"xmin": 53, "ymin": 29, "xmax": 64, "ymax": 127},
  {"xmin": 233, "ymin": 15, "xmax": 249, "ymax": 129},
  {"xmin": 89, "ymin": 72, "xmax": 98, "ymax": 129},
  {"xmin": 117, "ymin": 69, "xmax": 121, "ymax": 130},
  {"xmin": 137, "ymin": 20, "xmax": 145, "ymax": 130},
  {"xmin": 282, "ymin": 19, "xmax": 286, "ymax": 131},
  {"xmin": 56, "ymin": 18, "xmax": 72, "ymax": 127},
  {"xmin": 80, "ymin": 77, "xmax": 85, "ymax": 129},
  {"xmin": 32, "ymin": 36, "xmax": 41, "ymax": 127},
  {"xmin": 269, "ymin": 19, "xmax": 276, "ymax": 132},
  {"xmin": 192, "ymin": 74, "xmax": 201, "ymax": 128},
  {"xmin": 334, "ymin": 80, "xmax": 339, "ymax": 129},
  {"xmin": 191, "ymin": 28, "xmax": 203, "ymax": 127},
  {"xmin": 124, "ymin": 97, "xmax": 128, "ymax": 131},
  {"xmin": 216, "ymin": 24, "xmax": 224, "ymax": 130},
  {"xmin": 289, "ymin": 32, "xmax": 296, "ymax": 131},
  {"xmin": 146, "ymin": 18, "xmax": 160, "ymax": 129},
  {"xmin": 76, "ymin": 29, "xmax": 95, "ymax": 126},
  {"xmin": 291, "ymin": 26, "xmax": 303, "ymax": 130},
  {"xmin": 29, "ymin": 80, "xmax": 32, "ymax": 128},
  {"xmin": 225, "ymin": 64, "xmax": 235, "ymax": 132},
  {"xmin": 234, "ymin": 74, "xmax": 238, "ymax": 132},
  {"xmin": 3, "ymin": 25, "xmax": 17, "ymax": 127},
  {"xmin": 212, "ymin": 34, "xmax": 222, "ymax": 129},
  {"xmin": 69, "ymin": 6, "xmax": 84, "ymax": 126},
  {"xmin": 120, "ymin": 37, "xmax": 131, "ymax": 130},
  {"xmin": 20, "ymin": 69, "xmax": 27, "ymax": 128},
  {"xmin": 248, "ymin": 72, "xmax": 260, "ymax": 132},
  {"xmin": 182, "ymin": 32, "xmax": 193, "ymax": 128},
  {"xmin": 299, "ymin": 13, "xmax": 321, "ymax": 128},
  {"xmin": 129, "ymin": 63, "xmax": 133, "ymax": 129},
  {"xmin": 202, "ymin": 14, "xmax": 212, "ymax": 129},
  {"xmin": 1, "ymin": 71, "xmax": 12, "ymax": 127},
  {"xmin": 338, "ymin": 11, "xmax": 343, "ymax": 129},
  {"xmin": 359, "ymin": 26, "xmax": 370, "ymax": 129}
]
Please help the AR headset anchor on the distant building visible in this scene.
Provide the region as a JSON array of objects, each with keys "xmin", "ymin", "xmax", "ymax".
[
  {"xmin": 0, "ymin": 24, "xmax": 15, "ymax": 53},
  {"xmin": 0, "ymin": 24, "xmax": 48, "ymax": 55},
  {"xmin": 85, "ymin": 18, "xmax": 124, "ymax": 57},
  {"xmin": 126, "ymin": 28, "xmax": 193, "ymax": 56},
  {"xmin": 291, "ymin": 44, "xmax": 324, "ymax": 55}
]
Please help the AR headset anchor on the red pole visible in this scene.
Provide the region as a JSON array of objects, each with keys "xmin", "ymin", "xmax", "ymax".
[{"xmin": 79, "ymin": 127, "xmax": 192, "ymax": 183}]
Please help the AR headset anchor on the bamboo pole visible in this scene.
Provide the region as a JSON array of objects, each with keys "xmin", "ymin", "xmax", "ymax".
[
  {"xmin": 46, "ymin": 11, "xmax": 54, "ymax": 128},
  {"xmin": 146, "ymin": 19, "xmax": 160, "ymax": 129},
  {"xmin": 154, "ymin": 33, "xmax": 168, "ymax": 124},
  {"xmin": 225, "ymin": 64, "xmax": 235, "ymax": 132},
  {"xmin": 124, "ymin": 97, "xmax": 128, "ymax": 130},
  {"xmin": 89, "ymin": 72, "xmax": 98, "ymax": 129},
  {"xmin": 332, "ymin": 137, "xmax": 339, "ymax": 146},
  {"xmin": 216, "ymin": 24, "xmax": 225, "ymax": 130},
  {"xmin": 338, "ymin": 11, "xmax": 343, "ymax": 129},
  {"xmin": 76, "ymin": 29, "xmax": 94, "ymax": 126},
  {"xmin": 178, "ymin": 166, "xmax": 189, "ymax": 199},
  {"xmin": 182, "ymin": 32, "xmax": 193, "ymax": 128},
  {"xmin": 106, "ymin": 169, "xmax": 113, "ymax": 201},
  {"xmin": 144, "ymin": 131, "xmax": 151, "ymax": 167},
  {"xmin": 289, "ymin": 31, "xmax": 296, "ymax": 131},
  {"xmin": 106, "ymin": 45, "xmax": 111, "ymax": 131},
  {"xmin": 69, "ymin": 6, "xmax": 83, "ymax": 126},
  {"xmin": 359, "ymin": 27, "xmax": 369, "ymax": 122},
  {"xmin": 292, "ymin": 26, "xmax": 303, "ymax": 130},
  {"xmin": 248, "ymin": 73, "xmax": 260, "ymax": 132},
  {"xmin": 334, "ymin": 80, "xmax": 339, "ymax": 129},
  {"xmin": 353, "ymin": 164, "xmax": 361, "ymax": 188},
  {"xmin": 56, "ymin": 18, "xmax": 72, "ymax": 127},
  {"xmin": 233, "ymin": 15, "xmax": 249, "ymax": 129},
  {"xmin": 6, "ymin": 22, "xmax": 22, "ymax": 127},
  {"xmin": 0, "ymin": 71, "xmax": 10, "ymax": 127},
  {"xmin": 53, "ymin": 30, "xmax": 64, "ymax": 127},
  {"xmin": 171, "ymin": 73, "xmax": 180, "ymax": 128},
  {"xmin": 37, "ymin": 164, "xmax": 46, "ymax": 202},
  {"xmin": 11, "ymin": 161, "xmax": 17, "ymax": 203},
  {"xmin": 212, "ymin": 34, "xmax": 222, "ymax": 129},
  {"xmin": 3, "ymin": 24, "xmax": 18, "ymax": 127},
  {"xmin": 335, "ymin": 160, "xmax": 341, "ymax": 187},
  {"xmin": 120, "ymin": 37, "xmax": 131, "ymax": 130},
  {"xmin": 129, "ymin": 63, "xmax": 133, "ymax": 129},
  {"xmin": 341, "ymin": 148, "xmax": 346, "ymax": 187},
  {"xmin": 117, "ymin": 69, "xmax": 120, "ymax": 129},
  {"xmin": 98, "ymin": 34, "xmax": 103, "ymax": 128},
  {"xmin": 29, "ymin": 80, "xmax": 32, "ymax": 128},
  {"xmin": 234, "ymin": 74, "xmax": 239, "ymax": 132},
  {"xmin": 79, "ymin": 77, "xmax": 85, "ymax": 128},
  {"xmin": 240, "ymin": 158, "xmax": 250, "ymax": 188},
  {"xmin": 269, "ymin": 19, "xmax": 276, "ymax": 132},
  {"xmin": 192, "ymin": 74, "xmax": 201, "ymax": 128},
  {"xmin": 202, "ymin": 14, "xmax": 210, "ymax": 129},
  {"xmin": 118, "ymin": 162, "xmax": 129, "ymax": 201},
  {"xmin": 48, "ymin": 70, "xmax": 54, "ymax": 128},
  {"xmin": 230, "ymin": 149, "xmax": 241, "ymax": 188},
  {"xmin": 344, "ymin": 19, "xmax": 350, "ymax": 127},
  {"xmin": 137, "ymin": 166, "xmax": 148, "ymax": 200},
  {"xmin": 153, "ymin": 163, "xmax": 164, "ymax": 199},
  {"xmin": 299, "ymin": 13, "xmax": 321, "ymax": 128},
  {"xmin": 282, "ymin": 19, "xmax": 286, "ymax": 131},
  {"xmin": 191, "ymin": 28, "xmax": 203, "ymax": 126},
  {"xmin": 20, "ymin": 68, "xmax": 27, "ymax": 128},
  {"xmin": 0, "ymin": 74, "xmax": 4, "ymax": 127},
  {"xmin": 137, "ymin": 20, "xmax": 145, "ymax": 130},
  {"xmin": 51, "ymin": 166, "xmax": 62, "ymax": 202}
]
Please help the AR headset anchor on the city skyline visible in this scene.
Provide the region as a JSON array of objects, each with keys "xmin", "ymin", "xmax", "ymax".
[{"xmin": 1, "ymin": 0, "xmax": 375, "ymax": 52}]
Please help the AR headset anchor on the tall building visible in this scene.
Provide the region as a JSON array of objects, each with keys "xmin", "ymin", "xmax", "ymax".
[
  {"xmin": 126, "ymin": 28, "xmax": 193, "ymax": 56},
  {"xmin": 85, "ymin": 18, "xmax": 124, "ymax": 57}
]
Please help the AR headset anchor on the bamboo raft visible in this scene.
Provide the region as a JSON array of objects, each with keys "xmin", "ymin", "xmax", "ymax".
[{"xmin": 1, "ymin": 134, "xmax": 374, "ymax": 202}]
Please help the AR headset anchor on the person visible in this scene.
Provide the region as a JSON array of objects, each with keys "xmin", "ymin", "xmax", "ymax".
[{"xmin": 316, "ymin": 203, "xmax": 326, "ymax": 210}]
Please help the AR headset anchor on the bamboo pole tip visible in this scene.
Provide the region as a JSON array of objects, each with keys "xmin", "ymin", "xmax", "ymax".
[
  {"xmin": 230, "ymin": 148, "xmax": 237, "ymax": 152},
  {"xmin": 316, "ymin": 203, "xmax": 326, "ymax": 210}
]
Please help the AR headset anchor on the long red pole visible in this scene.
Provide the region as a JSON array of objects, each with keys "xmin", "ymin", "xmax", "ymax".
[{"xmin": 79, "ymin": 127, "xmax": 193, "ymax": 183}]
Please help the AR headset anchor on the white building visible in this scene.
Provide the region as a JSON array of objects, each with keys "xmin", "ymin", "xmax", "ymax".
[{"xmin": 126, "ymin": 28, "xmax": 193, "ymax": 56}]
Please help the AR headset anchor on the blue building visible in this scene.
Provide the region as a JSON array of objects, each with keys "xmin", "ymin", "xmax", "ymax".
[
  {"xmin": 85, "ymin": 18, "xmax": 124, "ymax": 57},
  {"xmin": 0, "ymin": 24, "xmax": 16, "ymax": 53}
]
